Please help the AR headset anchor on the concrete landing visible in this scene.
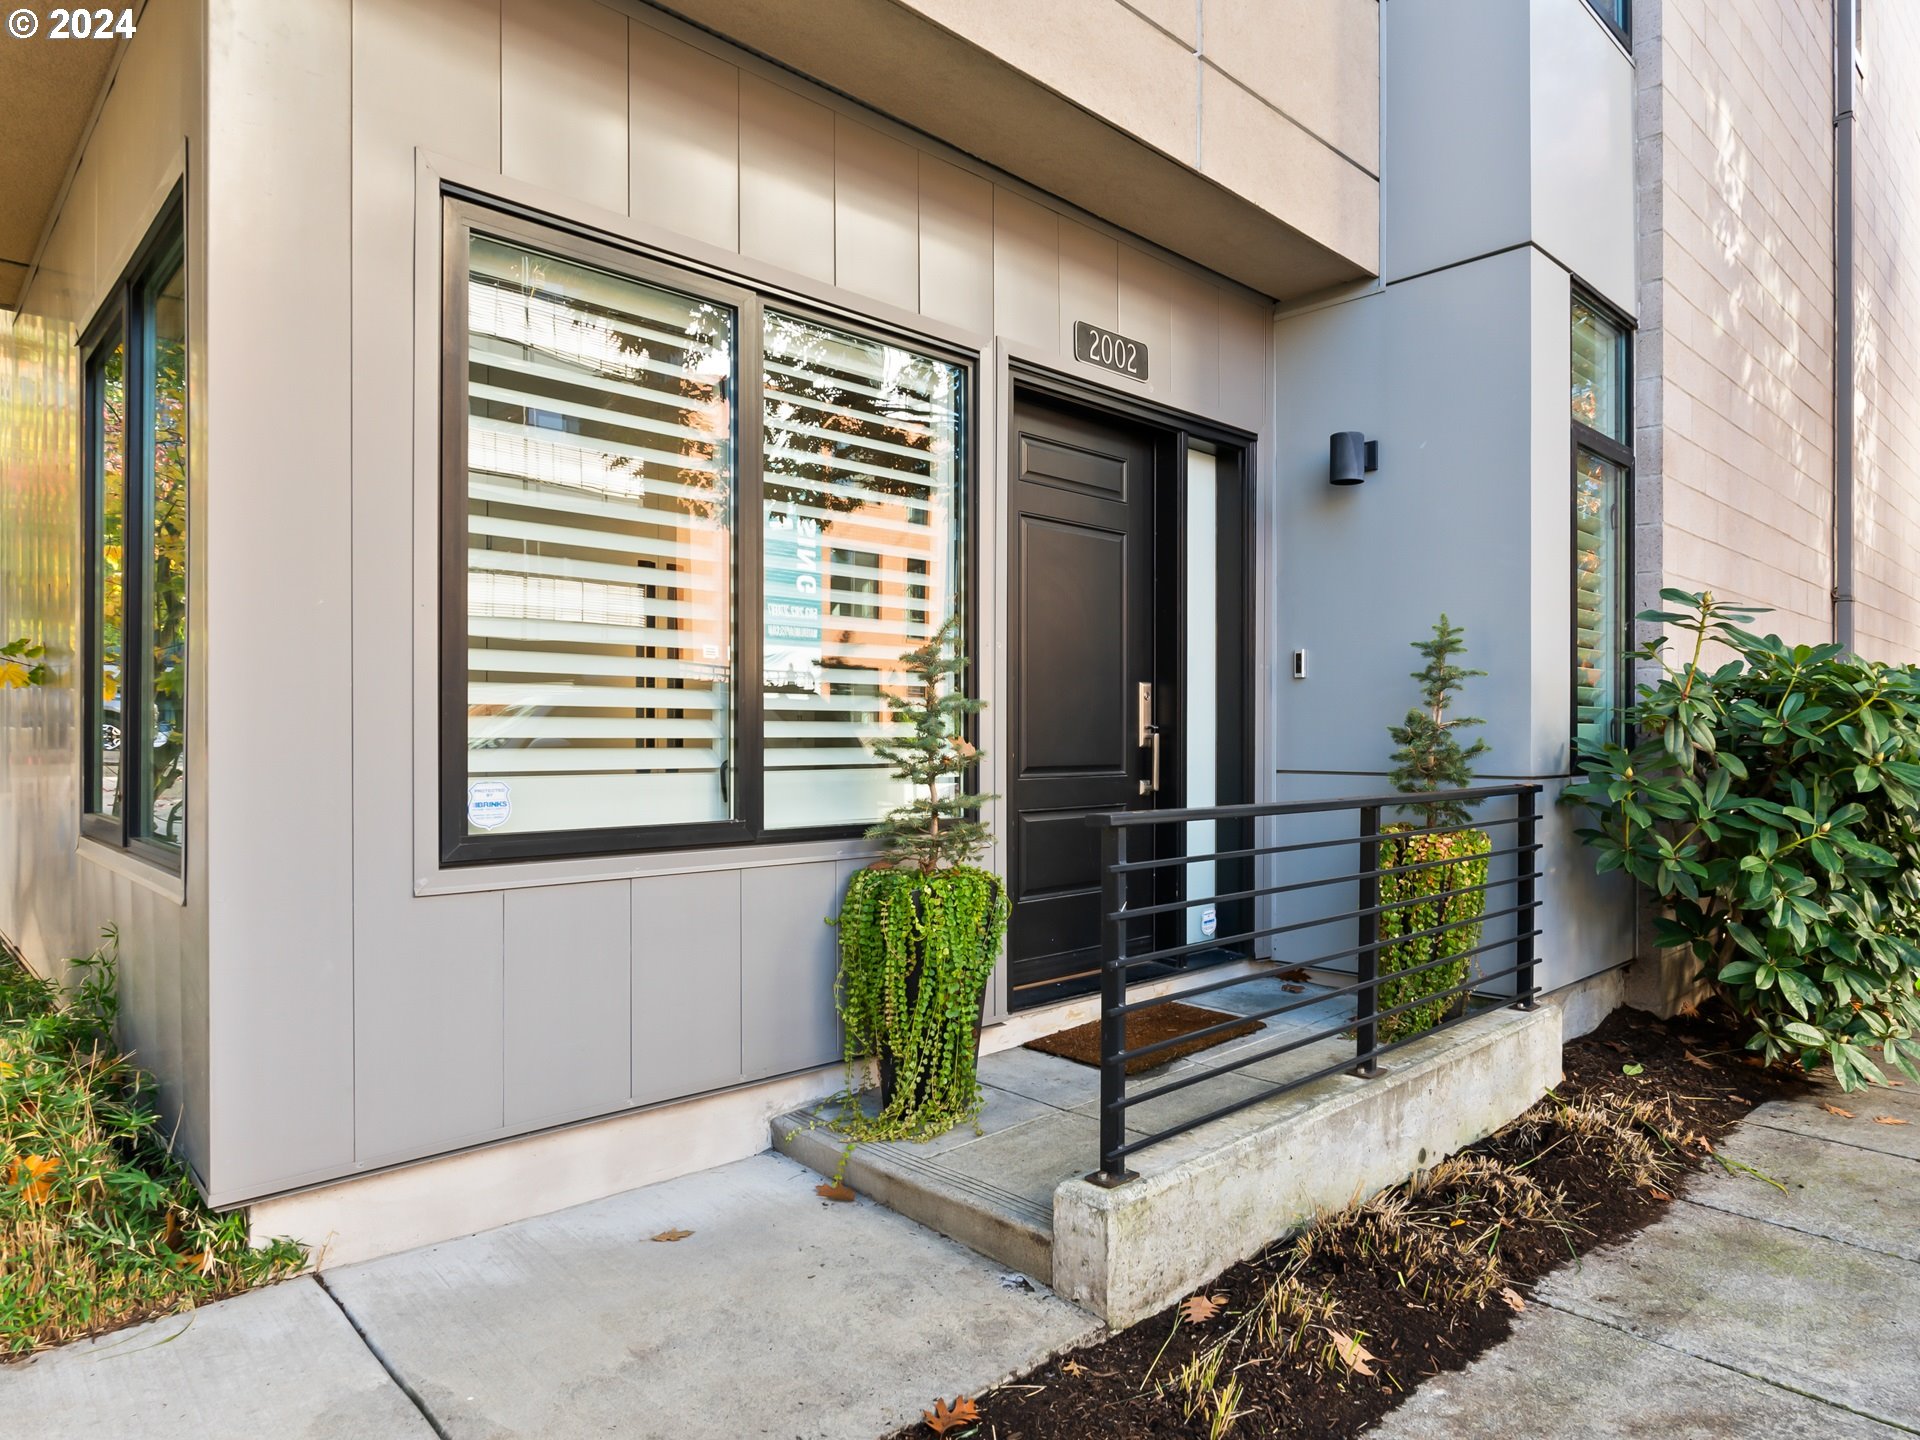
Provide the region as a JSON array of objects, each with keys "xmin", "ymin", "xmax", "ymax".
[{"xmin": 777, "ymin": 979, "xmax": 1562, "ymax": 1324}]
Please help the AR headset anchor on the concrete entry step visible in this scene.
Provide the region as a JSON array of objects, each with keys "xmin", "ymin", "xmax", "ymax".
[{"xmin": 774, "ymin": 978, "xmax": 1562, "ymax": 1326}]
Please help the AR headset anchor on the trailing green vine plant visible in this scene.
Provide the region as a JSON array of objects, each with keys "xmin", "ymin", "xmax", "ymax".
[
  {"xmin": 816, "ymin": 615, "xmax": 1009, "ymax": 1174},
  {"xmin": 1376, "ymin": 616, "xmax": 1492, "ymax": 1042}
]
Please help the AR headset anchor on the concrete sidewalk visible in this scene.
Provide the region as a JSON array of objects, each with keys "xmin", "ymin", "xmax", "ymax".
[
  {"xmin": 1373, "ymin": 1074, "xmax": 1920, "ymax": 1439},
  {"xmin": 0, "ymin": 1153, "xmax": 1095, "ymax": 1439}
]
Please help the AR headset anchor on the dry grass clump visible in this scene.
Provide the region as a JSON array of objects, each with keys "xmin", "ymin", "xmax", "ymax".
[{"xmin": 0, "ymin": 931, "xmax": 304, "ymax": 1353}]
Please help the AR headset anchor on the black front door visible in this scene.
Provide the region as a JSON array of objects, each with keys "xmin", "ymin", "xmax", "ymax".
[{"xmin": 1007, "ymin": 390, "xmax": 1165, "ymax": 1007}]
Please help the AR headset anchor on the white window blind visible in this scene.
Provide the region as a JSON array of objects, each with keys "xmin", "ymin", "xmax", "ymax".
[
  {"xmin": 761, "ymin": 312, "xmax": 963, "ymax": 829},
  {"xmin": 462, "ymin": 236, "xmax": 736, "ymax": 838},
  {"xmin": 1575, "ymin": 449, "xmax": 1623, "ymax": 746}
]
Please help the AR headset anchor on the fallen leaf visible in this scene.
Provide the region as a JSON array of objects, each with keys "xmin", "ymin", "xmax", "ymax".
[
  {"xmin": 923, "ymin": 1395, "xmax": 980, "ymax": 1435},
  {"xmin": 815, "ymin": 1182, "xmax": 857, "ymax": 1203},
  {"xmin": 1647, "ymin": 1187, "xmax": 1673, "ymax": 1202},
  {"xmin": 1698, "ymin": 1136, "xmax": 1715, "ymax": 1154},
  {"xmin": 1059, "ymin": 1359, "xmax": 1086, "ymax": 1377},
  {"xmin": 1621, "ymin": 1063, "xmax": 1645, "ymax": 1076},
  {"xmin": 1498, "ymin": 1286, "xmax": 1526, "ymax": 1313},
  {"xmin": 1180, "ymin": 1293, "xmax": 1227, "ymax": 1323},
  {"xmin": 1727, "ymin": 1093, "xmax": 1752, "ymax": 1105},
  {"xmin": 649, "ymin": 1228, "xmax": 694, "ymax": 1243},
  {"xmin": 1277, "ymin": 967, "xmax": 1312, "ymax": 982},
  {"xmin": 1873, "ymin": 1115, "xmax": 1911, "ymax": 1126},
  {"xmin": 1447, "ymin": 1218, "xmax": 1466, "ymax": 1228},
  {"xmin": 1683, "ymin": 1051, "xmax": 1716, "ymax": 1070},
  {"xmin": 1282, "ymin": 983, "xmax": 1307, "ymax": 994},
  {"xmin": 1821, "ymin": 1103, "xmax": 1856, "ymax": 1119},
  {"xmin": 1327, "ymin": 1328, "xmax": 1377, "ymax": 1377}
]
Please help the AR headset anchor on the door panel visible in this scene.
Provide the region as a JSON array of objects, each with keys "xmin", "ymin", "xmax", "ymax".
[{"xmin": 1007, "ymin": 391, "xmax": 1159, "ymax": 1007}]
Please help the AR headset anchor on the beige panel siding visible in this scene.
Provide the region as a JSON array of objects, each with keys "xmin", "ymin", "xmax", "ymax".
[
  {"xmin": 1057, "ymin": 219, "xmax": 1119, "ymax": 358},
  {"xmin": 1636, "ymin": 0, "xmax": 1835, "ymax": 647},
  {"xmin": 1204, "ymin": 0, "xmax": 1379, "ymax": 171},
  {"xmin": 502, "ymin": 0, "xmax": 630, "ymax": 215},
  {"xmin": 834, "ymin": 116, "xmax": 920, "ymax": 314},
  {"xmin": 992, "ymin": 187, "xmax": 1060, "ymax": 352},
  {"xmin": 918, "ymin": 154, "xmax": 994, "ymax": 334},
  {"xmin": 739, "ymin": 74, "xmax": 836, "ymax": 283},
  {"xmin": 1116, "ymin": 244, "xmax": 1176, "ymax": 391},
  {"xmin": 629, "ymin": 24, "xmax": 741, "ymax": 251},
  {"xmin": 505, "ymin": 880, "xmax": 633, "ymax": 1128}
]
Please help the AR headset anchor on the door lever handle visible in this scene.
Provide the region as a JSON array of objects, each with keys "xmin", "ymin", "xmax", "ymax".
[{"xmin": 1140, "ymin": 724, "xmax": 1161, "ymax": 796}]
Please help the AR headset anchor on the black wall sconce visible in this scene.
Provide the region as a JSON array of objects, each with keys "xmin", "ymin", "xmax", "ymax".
[{"xmin": 1329, "ymin": 431, "xmax": 1379, "ymax": 485}]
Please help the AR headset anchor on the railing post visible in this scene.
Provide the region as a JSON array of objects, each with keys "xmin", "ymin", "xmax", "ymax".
[
  {"xmin": 1515, "ymin": 786, "xmax": 1538, "ymax": 1009},
  {"xmin": 1093, "ymin": 822, "xmax": 1136, "ymax": 1185},
  {"xmin": 1352, "ymin": 803, "xmax": 1381, "ymax": 1078}
]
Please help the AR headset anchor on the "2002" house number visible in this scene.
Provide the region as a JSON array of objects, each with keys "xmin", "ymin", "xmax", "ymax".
[{"xmin": 1073, "ymin": 321, "xmax": 1149, "ymax": 382}]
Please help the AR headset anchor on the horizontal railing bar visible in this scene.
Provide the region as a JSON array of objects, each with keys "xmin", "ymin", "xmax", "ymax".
[
  {"xmin": 1113, "ymin": 961, "xmax": 1536, "ymax": 1113},
  {"xmin": 1113, "ymin": 895, "xmax": 1540, "ymax": 971},
  {"xmin": 1110, "ymin": 847, "xmax": 1541, "ymax": 921},
  {"xmin": 1108, "ymin": 813, "xmax": 1530, "ymax": 873},
  {"xmin": 1101, "ymin": 989, "xmax": 1538, "ymax": 1161},
  {"xmin": 1112, "ymin": 928, "xmax": 1541, "ymax": 1043},
  {"xmin": 1084, "ymin": 784, "xmax": 1541, "ymax": 829}
]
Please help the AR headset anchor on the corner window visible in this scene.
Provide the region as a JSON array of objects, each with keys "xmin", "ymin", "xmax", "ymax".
[
  {"xmin": 1571, "ymin": 294, "xmax": 1631, "ymax": 752},
  {"xmin": 441, "ymin": 205, "xmax": 969, "ymax": 863},
  {"xmin": 1583, "ymin": 0, "xmax": 1629, "ymax": 44},
  {"xmin": 82, "ymin": 190, "xmax": 188, "ymax": 865}
]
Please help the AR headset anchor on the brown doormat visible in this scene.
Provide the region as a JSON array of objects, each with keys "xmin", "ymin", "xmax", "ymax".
[{"xmin": 1025, "ymin": 1002, "xmax": 1261, "ymax": 1075}]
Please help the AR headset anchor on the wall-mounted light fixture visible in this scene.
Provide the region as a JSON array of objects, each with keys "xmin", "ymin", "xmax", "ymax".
[{"xmin": 1329, "ymin": 432, "xmax": 1379, "ymax": 486}]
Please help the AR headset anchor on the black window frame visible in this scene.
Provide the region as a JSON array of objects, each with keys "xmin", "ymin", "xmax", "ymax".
[
  {"xmin": 1583, "ymin": 0, "xmax": 1630, "ymax": 46},
  {"xmin": 79, "ymin": 185, "xmax": 188, "ymax": 872},
  {"xmin": 439, "ymin": 196, "xmax": 977, "ymax": 866},
  {"xmin": 1570, "ymin": 287, "xmax": 1633, "ymax": 758}
]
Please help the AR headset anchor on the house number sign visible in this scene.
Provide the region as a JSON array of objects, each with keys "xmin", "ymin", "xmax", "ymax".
[{"xmin": 1073, "ymin": 321, "xmax": 1149, "ymax": 382}]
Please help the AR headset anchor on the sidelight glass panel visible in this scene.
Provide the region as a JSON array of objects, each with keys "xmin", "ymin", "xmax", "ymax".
[
  {"xmin": 89, "ymin": 339, "xmax": 127, "ymax": 819},
  {"xmin": 761, "ymin": 311, "xmax": 963, "ymax": 829},
  {"xmin": 461, "ymin": 235, "xmax": 737, "ymax": 838},
  {"xmin": 1571, "ymin": 298, "xmax": 1627, "ymax": 443},
  {"xmin": 1575, "ymin": 448, "xmax": 1625, "ymax": 747},
  {"xmin": 1185, "ymin": 448, "xmax": 1219, "ymax": 948},
  {"xmin": 142, "ymin": 259, "xmax": 188, "ymax": 848}
]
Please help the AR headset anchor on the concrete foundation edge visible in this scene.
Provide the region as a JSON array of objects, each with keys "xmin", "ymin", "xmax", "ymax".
[{"xmin": 1050, "ymin": 1003, "xmax": 1565, "ymax": 1327}]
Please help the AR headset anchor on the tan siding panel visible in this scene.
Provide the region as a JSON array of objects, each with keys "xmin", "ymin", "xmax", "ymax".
[
  {"xmin": 739, "ymin": 74, "xmax": 835, "ymax": 282},
  {"xmin": 918, "ymin": 154, "xmax": 993, "ymax": 334},
  {"xmin": 501, "ymin": 0, "xmax": 629, "ymax": 215},
  {"xmin": 629, "ymin": 23, "xmax": 741, "ymax": 252}
]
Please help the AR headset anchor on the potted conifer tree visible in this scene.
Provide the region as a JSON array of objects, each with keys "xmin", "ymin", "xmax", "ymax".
[
  {"xmin": 833, "ymin": 615, "xmax": 1008, "ymax": 1137},
  {"xmin": 1376, "ymin": 615, "xmax": 1493, "ymax": 1041}
]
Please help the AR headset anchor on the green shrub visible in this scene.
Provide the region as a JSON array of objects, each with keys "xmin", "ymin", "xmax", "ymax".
[
  {"xmin": 1565, "ymin": 590, "xmax": 1920, "ymax": 1090},
  {"xmin": 1377, "ymin": 826, "xmax": 1491, "ymax": 1043},
  {"xmin": 0, "ymin": 929, "xmax": 305, "ymax": 1352}
]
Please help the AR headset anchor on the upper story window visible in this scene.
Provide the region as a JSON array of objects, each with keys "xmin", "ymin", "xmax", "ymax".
[
  {"xmin": 1571, "ymin": 294, "xmax": 1631, "ymax": 753},
  {"xmin": 441, "ymin": 203, "xmax": 968, "ymax": 864},
  {"xmin": 82, "ymin": 189, "xmax": 188, "ymax": 868},
  {"xmin": 1583, "ymin": 0, "xmax": 1629, "ymax": 45}
]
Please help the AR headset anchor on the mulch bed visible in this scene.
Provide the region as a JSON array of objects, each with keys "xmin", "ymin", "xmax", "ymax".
[
  {"xmin": 896, "ymin": 1004, "xmax": 1807, "ymax": 1440},
  {"xmin": 1025, "ymin": 1003, "xmax": 1262, "ymax": 1075}
]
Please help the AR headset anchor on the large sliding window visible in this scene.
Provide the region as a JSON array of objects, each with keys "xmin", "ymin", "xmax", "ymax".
[
  {"xmin": 82, "ymin": 189, "xmax": 188, "ymax": 867},
  {"xmin": 1571, "ymin": 293, "xmax": 1631, "ymax": 752},
  {"xmin": 442, "ymin": 204, "xmax": 969, "ymax": 863}
]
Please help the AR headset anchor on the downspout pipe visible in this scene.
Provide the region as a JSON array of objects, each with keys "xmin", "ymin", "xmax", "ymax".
[{"xmin": 1834, "ymin": 0, "xmax": 1857, "ymax": 652}]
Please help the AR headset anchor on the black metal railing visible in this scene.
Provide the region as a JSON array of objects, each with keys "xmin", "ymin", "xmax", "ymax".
[{"xmin": 1085, "ymin": 785, "xmax": 1542, "ymax": 1184}]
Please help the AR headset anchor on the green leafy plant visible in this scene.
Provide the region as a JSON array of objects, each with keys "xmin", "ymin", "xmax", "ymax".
[
  {"xmin": 0, "ymin": 928, "xmax": 305, "ymax": 1352},
  {"xmin": 1377, "ymin": 616, "xmax": 1492, "ymax": 1042},
  {"xmin": 1565, "ymin": 589, "xmax": 1920, "ymax": 1090},
  {"xmin": 0, "ymin": 639, "xmax": 49, "ymax": 690},
  {"xmin": 829, "ymin": 616, "xmax": 1009, "ymax": 1148}
]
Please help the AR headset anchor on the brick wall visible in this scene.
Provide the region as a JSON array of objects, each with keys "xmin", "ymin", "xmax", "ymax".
[
  {"xmin": 1635, "ymin": 0, "xmax": 1836, "ymax": 649},
  {"xmin": 1850, "ymin": 2, "xmax": 1920, "ymax": 660}
]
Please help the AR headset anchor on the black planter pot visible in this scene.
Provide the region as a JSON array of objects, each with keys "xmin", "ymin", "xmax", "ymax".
[{"xmin": 877, "ymin": 976, "xmax": 989, "ymax": 1111}]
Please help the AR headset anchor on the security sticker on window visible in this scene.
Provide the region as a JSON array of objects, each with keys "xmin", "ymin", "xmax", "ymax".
[
  {"xmin": 467, "ymin": 779, "xmax": 512, "ymax": 830},
  {"xmin": 1200, "ymin": 906, "xmax": 1218, "ymax": 939}
]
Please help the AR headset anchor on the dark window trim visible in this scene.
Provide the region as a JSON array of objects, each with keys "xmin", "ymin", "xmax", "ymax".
[
  {"xmin": 439, "ymin": 196, "xmax": 980, "ymax": 866},
  {"xmin": 1582, "ymin": 0, "xmax": 1630, "ymax": 47},
  {"xmin": 1570, "ymin": 285, "xmax": 1634, "ymax": 761},
  {"xmin": 78, "ymin": 183, "xmax": 187, "ymax": 872}
]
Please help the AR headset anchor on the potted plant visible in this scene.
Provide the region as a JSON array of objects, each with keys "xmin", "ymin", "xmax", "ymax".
[
  {"xmin": 833, "ymin": 614, "xmax": 1008, "ymax": 1139},
  {"xmin": 1376, "ymin": 615, "xmax": 1493, "ymax": 1042}
]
